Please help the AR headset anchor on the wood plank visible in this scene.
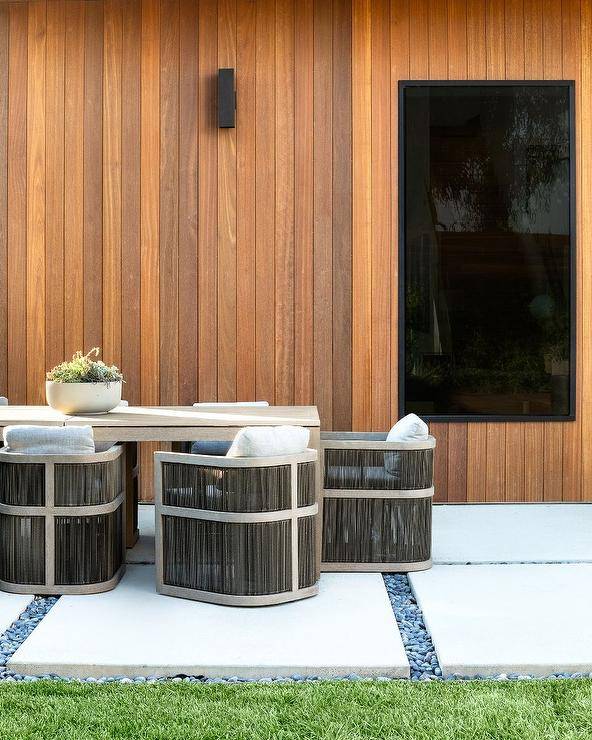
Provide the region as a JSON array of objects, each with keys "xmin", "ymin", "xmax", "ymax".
[
  {"xmin": 447, "ymin": 423, "xmax": 467, "ymax": 502},
  {"xmin": 428, "ymin": 0, "xmax": 448, "ymax": 77},
  {"xmin": 524, "ymin": 421, "xmax": 544, "ymax": 501},
  {"xmin": 313, "ymin": 0, "xmax": 333, "ymax": 428},
  {"xmin": 466, "ymin": 0, "xmax": 486, "ymax": 79},
  {"xmin": 63, "ymin": 0, "xmax": 85, "ymax": 359},
  {"xmin": 159, "ymin": 0, "xmax": 179, "ymax": 405},
  {"xmin": 140, "ymin": 0, "xmax": 160, "ymax": 405},
  {"xmin": 217, "ymin": 0, "xmax": 237, "ymax": 401},
  {"xmin": 521, "ymin": 0, "xmax": 545, "ymax": 502},
  {"xmin": 45, "ymin": 0, "xmax": 65, "ymax": 373},
  {"xmin": 581, "ymin": 0, "xmax": 592, "ymax": 502},
  {"xmin": 197, "ymin": 0, "xmax": 217, "ymax": 400},
  {"xmin": 430, "ymin": 423, "xmax": 448, "ymax": 502},
  {"xmin": 293, "ymin": 0, "xmax": 314, "ymax": 406},
  {"xmin": 26, "ymin": 0, "xmax": 46, "ymax": 404},
  {"xmin": 0, "ymin": 3, "xmax": 8, "ymax": 395},
  {"xmin": 447, "ymin": 0, "xmax": 467, "ymax": 79},
  {"xmin": 560, "ymin": 0, "xmax": 581, "ymax": 501},
  {"xmin": 331, "ymin": 0, "xmax": 352, "ymax": 430},
  {"xmin": 503, "ymin": 0, "xmax": 525, "ymax": 501},
  {"xmin": 177, "ymin": 0, "xmax": 199, "ymax": 404},
  {"xmin": 371, "ymin": 0, "xmax": 391, "ymax": 431},
  {"xmin": 467, "ymin": 424, "xmax": 487, "ymax": 501},
  {"xmin": 121, "ymin": 0, "xmax": 141, "ymax": 403},
  {"xmin": 352, "ymin": 0, "xmax": 372, "ymax": 430},
  {"xmin": 254, "ymin": 0, "xmax": 275, "ymax": 402},
  {"xmin": 486, "ymin": 0, "xmax": 505, "ymax": 78},
  {"xmin": 504, "ymin": 0, "xmax": 524, "ymax": 78},
  {"xmin": 543, "ymin": 424, "xmax": 563, "ymax": 501},
  {"xmin": 542, "ymin": 0, "xmax": 562, "ymax": 79},
  {"xmin": 274, "ymin": 0, "xmax": 294, "ymax": 406},
  {"xmin": 390, "ymin": 0, "xmax": 409, "ymax": 423},
  {"xmin": 236, "ymin": 0, "xmax": 256, "ymax": 401},
  {"xmin": 83, "ymin": 0, "xmax": 103, "ymax": 352},
  {"xmin": 103, "ymin": 0, "xmax": 123, "ymax": 369},
  {"xmin": 409, "ymin": 0, "xmax": 429, "ymax": 78},
  {"xmin": 485, "ymin": 423, "xmax": 506, "ymax": 501},
  {"xmin": 523, "ymin": 0, "xmax": 543, "ymax": 78}
]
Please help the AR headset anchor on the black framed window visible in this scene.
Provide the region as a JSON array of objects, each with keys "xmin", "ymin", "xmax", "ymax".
[{"xmin": 400, "ymin": 82, "xmax": 574, "ymax": 421}]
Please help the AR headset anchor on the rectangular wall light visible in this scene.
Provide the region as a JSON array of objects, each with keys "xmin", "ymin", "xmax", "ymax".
[{"xmin": 218, "ymin": 68, "xmax": 236, "ymax": 128}]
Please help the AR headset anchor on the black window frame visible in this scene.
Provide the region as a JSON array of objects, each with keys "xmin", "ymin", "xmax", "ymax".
[{"xmin": 398, "ymin": 80, "xmax": 576, "ymax": 422}]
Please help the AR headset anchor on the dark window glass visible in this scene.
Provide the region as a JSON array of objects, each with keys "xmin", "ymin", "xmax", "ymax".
[{"xmin": 402, "ymin": 84, "xmax": 573, "ymax": 419}]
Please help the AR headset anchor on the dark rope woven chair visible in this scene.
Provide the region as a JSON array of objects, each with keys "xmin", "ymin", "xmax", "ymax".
[
  {"xmin": 0, "ymin": 445, "xmax": 126, "ymax": 594},
  {"xmin": 321, "ymin": 432, "xmax": 435, "ymax": 572},
  {"xmin": 154, "ymin": 449, "xmax": 319, "ymax": 606}
]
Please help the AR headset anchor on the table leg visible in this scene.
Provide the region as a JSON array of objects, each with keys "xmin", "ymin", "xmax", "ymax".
[
  {"xmin": 125, "ymin": 441, "xmax": 139, "ymax": 548},
  {"xmin": 308, "ymin": 427, "xmax": 322, "ymax": 580}
]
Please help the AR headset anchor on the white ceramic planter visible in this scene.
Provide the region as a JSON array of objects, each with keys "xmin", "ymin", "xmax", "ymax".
[{"xmin": 45, "ymin": 381, "xmax": 122, "ymax": 414}]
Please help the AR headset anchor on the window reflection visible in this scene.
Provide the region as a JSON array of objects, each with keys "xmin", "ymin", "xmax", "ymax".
[{"xmin": 403, "ymin": 84, "xmax": 572, "ymax": 417}]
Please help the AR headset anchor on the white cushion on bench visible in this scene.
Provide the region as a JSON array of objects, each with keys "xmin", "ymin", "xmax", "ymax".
[{"xmin": 386, "ymin": 413, "xmax": 429, "ymax": 443}]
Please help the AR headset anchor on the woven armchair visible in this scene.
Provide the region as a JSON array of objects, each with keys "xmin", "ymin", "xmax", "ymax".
[
  {"xmin": 155, "ymin": 449, "xmax": 318, "ymax": 606},
  {"xmin": 321, "ymin": 432, "xmax": 435, "ymax": 572},
  {"xmin": 0, "ymin": 445, "xmax": 125, "ymax": 594}
]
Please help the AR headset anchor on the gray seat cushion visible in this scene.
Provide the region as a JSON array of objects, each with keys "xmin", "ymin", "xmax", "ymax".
[{"xmin": 190, "ymin": 440, "xmax": 232, "ymax": 456}]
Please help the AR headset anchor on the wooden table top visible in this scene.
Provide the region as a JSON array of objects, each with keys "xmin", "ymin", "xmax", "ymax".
[{"xmin": 0, "ymin": 405, "xmax": 320, "ymax": 430}]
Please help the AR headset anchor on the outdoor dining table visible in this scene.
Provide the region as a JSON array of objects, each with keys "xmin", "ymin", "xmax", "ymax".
[{"xmin": 0, "ymin": 405, "xmax": 322, "ymax": 569}]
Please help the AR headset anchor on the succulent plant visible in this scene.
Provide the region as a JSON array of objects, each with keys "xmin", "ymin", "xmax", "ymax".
[{"xmin": 46, "ymin": 348, "xmax": 124, "ymax": 384}]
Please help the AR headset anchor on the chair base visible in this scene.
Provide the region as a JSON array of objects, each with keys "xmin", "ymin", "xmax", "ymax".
[
  {"xmin": 0, "ymin": 564, "xmax": 126, "ymax": 596},
  {"xmin": 157, "ymin": 581, "xmax": 319, "ymax": 607},
  {"xmin": 321, "ymin": 558, "xmax": 432, "ymax": 573}
]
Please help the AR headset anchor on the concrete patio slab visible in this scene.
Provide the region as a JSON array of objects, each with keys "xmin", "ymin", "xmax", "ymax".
[
  {"xmin": 126, "ymin": 505, "xmax": 155, "ymax": 564},
  {"xmin": 8, "ymin": 566, "xmax": 408, "ymax": 679},
  {"xmin": 0, "ymin": 594, "xmax": 33, "ymax": 636},
  {"xmin": 433, "ymin": 504, "xmax": 592, "ymax": 564},
  {"xmin": 410, "ymin": 563, "xmax": 592, "ymax": 677}
]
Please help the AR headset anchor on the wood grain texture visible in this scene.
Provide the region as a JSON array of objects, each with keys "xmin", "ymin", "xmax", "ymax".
[
  {"xmin": 63, "ymin": 0, "xmax": 85, "ymax": 360},
  {"xmin": 159, "ymin": 0, "xmax": 179, "ymax": 405},
  {"xmin": 103, "ymin": 0, "xmax": 122, "ymax": 370},
  {"xmin": 1, "ymin": 0, "xmax": 589, "ymax": 502},
  {"xmin": 217, "ymin": 0, "xmax": 237, "ymax": 402},
  {"xmin": 44, "ymin": 0, "xmax": 65, "ymax": 374},
  {"xmin": 352, "ymin": 0, "xmax": 372, "ymax": 430},
  {"xmin": 26, "ymin": 0, "xmax": 46, "ymax": 404},
  {"xmin": 293, "ymin": 0, "xmax": 314, "ymax": 407},
  {"xmin": 0, "ymin": 3, "xmax": 8, "ymax": 396},
  {"xmin": 197, "ymin": 0, "xmax": 217, "ymax": 401},
  {"xmin": 236, "ymin": 0, "xmax": 256, "ymax": 401},
  {"xmin": 332, "ymin": 0, "xmax": 352, "ymax": 431},
  {"xmin": 313, "ymin": 0, "xmax": 333, "ymax": 427}
]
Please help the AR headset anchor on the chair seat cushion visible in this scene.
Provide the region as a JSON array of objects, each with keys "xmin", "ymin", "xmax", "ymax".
[
  {"xmin": 2, "ymin": 425, "xmax": 95, "ymax": 455},
  {"xmin": 190, "ymin": 440, "xmax": 232, "ymax": 456},
  {"xmin": 226, "ymin": 426, "xmax": 309, "ymax": 458}
]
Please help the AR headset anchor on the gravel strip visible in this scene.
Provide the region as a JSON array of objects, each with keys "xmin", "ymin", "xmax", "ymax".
[
  {"xmin": 384, "ymin": 574, "xmax": 441, "ymax": 681},
  {"xmin": 0, "ymin": 597, "xmax": 58, "ymax": 680}
]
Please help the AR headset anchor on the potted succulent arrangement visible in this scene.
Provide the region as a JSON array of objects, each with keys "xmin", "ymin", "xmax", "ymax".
[{"xmin": 46, "ymin": 348, "xmax": 124, "ymax": 414}]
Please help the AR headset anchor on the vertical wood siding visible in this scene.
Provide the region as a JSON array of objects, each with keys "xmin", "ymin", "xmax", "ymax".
[{"xmin": 0, "ymin": 0, "xmax": 589, "ymax": 502}]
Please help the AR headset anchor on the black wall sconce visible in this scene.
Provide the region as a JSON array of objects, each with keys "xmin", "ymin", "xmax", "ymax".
[{"xmin": 218, "ymin": 68, "xmax": 236, "ymax": 128}]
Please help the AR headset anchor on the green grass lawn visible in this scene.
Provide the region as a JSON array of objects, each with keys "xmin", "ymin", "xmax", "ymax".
[{"xmin": 1, "ymin": 679, "xmax": 591, "ymax": 740}]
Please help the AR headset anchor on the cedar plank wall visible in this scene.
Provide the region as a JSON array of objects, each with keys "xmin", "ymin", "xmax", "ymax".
[{"xmin": 0, "ymin": 0, "xmax": 590, "ymax": 502}]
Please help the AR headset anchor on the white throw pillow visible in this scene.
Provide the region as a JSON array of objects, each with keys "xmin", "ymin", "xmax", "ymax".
[
  {"xmin": 193, "ymin": 401, "xmax": 269, "ymax": 407},
  {"xmin": 0, "ymin": 397, "xmax": 7, "ymax": 406},
  {"xmin": 384, "ymin": 414, "xmax": 429, "ymax": 477},
  {"xmin": 3, "ymin": 425, "xmax": 95, "ymax": 455},
  {"xmin": 227, "ymin": 426, "xmax": 309, "ymax": 458},
  {"xmin": 386, "ymin": 413, "xmax": 429, "ymax": 443}
]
